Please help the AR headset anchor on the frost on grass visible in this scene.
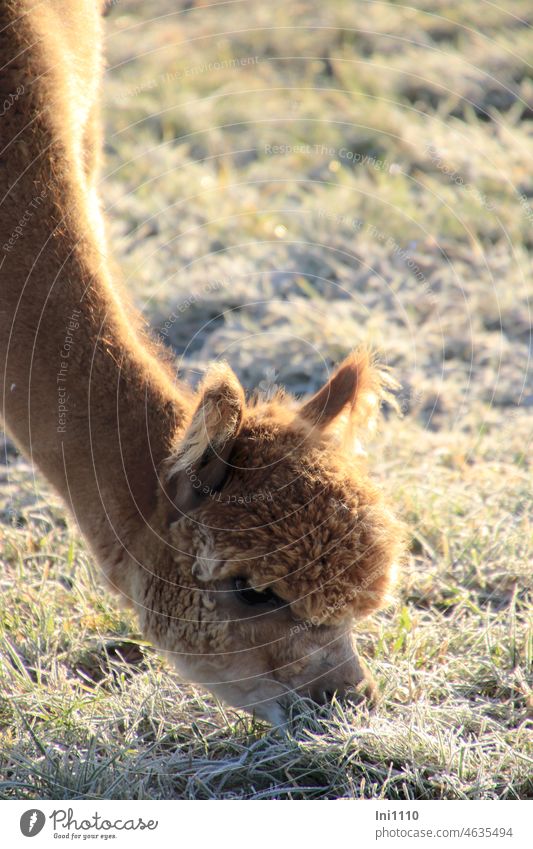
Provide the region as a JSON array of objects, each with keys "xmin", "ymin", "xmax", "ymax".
[{"xmin": 1, "ymin": 0, "xmax": 532, "ymax": 800}]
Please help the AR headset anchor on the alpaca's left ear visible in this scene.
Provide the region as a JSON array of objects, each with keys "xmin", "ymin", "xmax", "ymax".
[
  {"xmin": 299, "ymin": 348, "xmax": 398, "ymax": 442},
  {"xmin": 167, "ymin": 363, "xmax": 245, "ymax": 515}
]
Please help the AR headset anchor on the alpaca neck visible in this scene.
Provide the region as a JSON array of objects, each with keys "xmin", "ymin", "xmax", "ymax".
[
  {"xmin": 0, "ymin": 9, "xmax": 188, "ymax": 561},
  {"xmin": 0, "ymin": 182, "xmax": 188, "ymax": 558}
]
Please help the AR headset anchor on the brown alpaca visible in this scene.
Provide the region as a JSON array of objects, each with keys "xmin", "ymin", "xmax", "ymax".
[{"xmin": 0, "ymin": 1, "xmax": 406, "ymax": 724}]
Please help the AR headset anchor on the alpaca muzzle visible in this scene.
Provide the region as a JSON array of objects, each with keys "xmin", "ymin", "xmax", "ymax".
[{"xmin": 303, "ymin": 650, "xmax": 377, "ymax": 707}]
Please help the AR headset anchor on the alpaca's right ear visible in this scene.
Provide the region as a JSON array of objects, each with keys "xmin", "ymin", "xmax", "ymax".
[
  {"xmin": 167, "ymin": 363, "xmax": 244, "ymax": 515},
  {"xmin": 299, "ymin": 348, "xmax": 378, "ymax": 429},
  {"xmin": 299, "ymin": 348, "xmax": 398, "ymax": 446}
]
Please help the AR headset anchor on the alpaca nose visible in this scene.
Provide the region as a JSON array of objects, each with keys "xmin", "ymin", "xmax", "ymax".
[{"xmin": 308, "ymin": 656, "xmax": 376, "ymax": 706}]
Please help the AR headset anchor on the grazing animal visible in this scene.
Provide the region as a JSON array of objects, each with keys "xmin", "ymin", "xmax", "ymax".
[{"xmin": 0, "ymin": 0, "xmax": 406, "ymax": 724}]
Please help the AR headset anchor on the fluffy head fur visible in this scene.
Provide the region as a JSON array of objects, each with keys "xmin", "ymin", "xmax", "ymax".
[
  {"xmin": 129, "ymin": 352, "xmax": 406, "ymax": 722},
  {"xmin": 166, "ymin": 350, "xmax": 404, "ymax": 627}
]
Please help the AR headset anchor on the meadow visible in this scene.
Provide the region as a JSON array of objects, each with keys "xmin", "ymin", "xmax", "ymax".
[{"xmin": 0, "ymin": 0, "xmax": 531, "ymax": 799}]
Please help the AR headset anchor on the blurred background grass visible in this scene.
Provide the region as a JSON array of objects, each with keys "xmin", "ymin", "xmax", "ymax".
[{"xmin": 0, "ymin": 0, "xmax": 532, "ymax": 799}]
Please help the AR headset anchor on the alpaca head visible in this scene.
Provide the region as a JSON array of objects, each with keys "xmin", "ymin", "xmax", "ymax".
[{"xmin": 143, "ymin": 350, "xmax": 406, "ymax": 724}]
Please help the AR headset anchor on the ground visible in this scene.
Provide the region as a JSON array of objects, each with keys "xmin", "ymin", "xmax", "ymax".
[{"xmin": 0, "ymin": 0, "xmax": 532, "ymax": 799}]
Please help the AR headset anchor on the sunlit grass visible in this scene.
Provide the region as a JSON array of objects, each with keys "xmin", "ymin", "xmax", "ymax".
[{"xmin": 1, "ymin": 0, "xmax": 532, "ymax": 799}]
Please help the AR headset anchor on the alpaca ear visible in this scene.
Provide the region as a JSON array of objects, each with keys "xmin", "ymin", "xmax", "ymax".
[
  {"xmin": 300, "ymin": 348, "xmax": 397, "ymax": 440},
  {"xmin": 167, "ymin": 363, "xmax": 245, "ymax": 514}
]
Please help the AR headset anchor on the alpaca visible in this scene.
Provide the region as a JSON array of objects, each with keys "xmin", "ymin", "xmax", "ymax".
[{"xmin": 0, "ymin": 0, "xmax": 406, "ymax": 724}]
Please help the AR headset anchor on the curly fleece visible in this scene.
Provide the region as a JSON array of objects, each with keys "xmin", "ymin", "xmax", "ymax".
[{"xmin": 184, "ymin": 402, "xmax": 406, "ymax": 625}]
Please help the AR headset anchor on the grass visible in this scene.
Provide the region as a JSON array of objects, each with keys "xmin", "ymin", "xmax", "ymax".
[{"xmin": 1, "ymin": 0, "xmax": 532, "ymax": 799}]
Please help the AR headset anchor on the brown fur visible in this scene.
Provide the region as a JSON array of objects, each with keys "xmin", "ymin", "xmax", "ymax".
[{"xmin": 0, "ymin": 1, "xmax": 407, "ymax": 723}]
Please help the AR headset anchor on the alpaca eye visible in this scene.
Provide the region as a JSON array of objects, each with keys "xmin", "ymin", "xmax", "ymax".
[{"xmin": 232, "ymin": 577, "xmax": 281, "ymax": 607}]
